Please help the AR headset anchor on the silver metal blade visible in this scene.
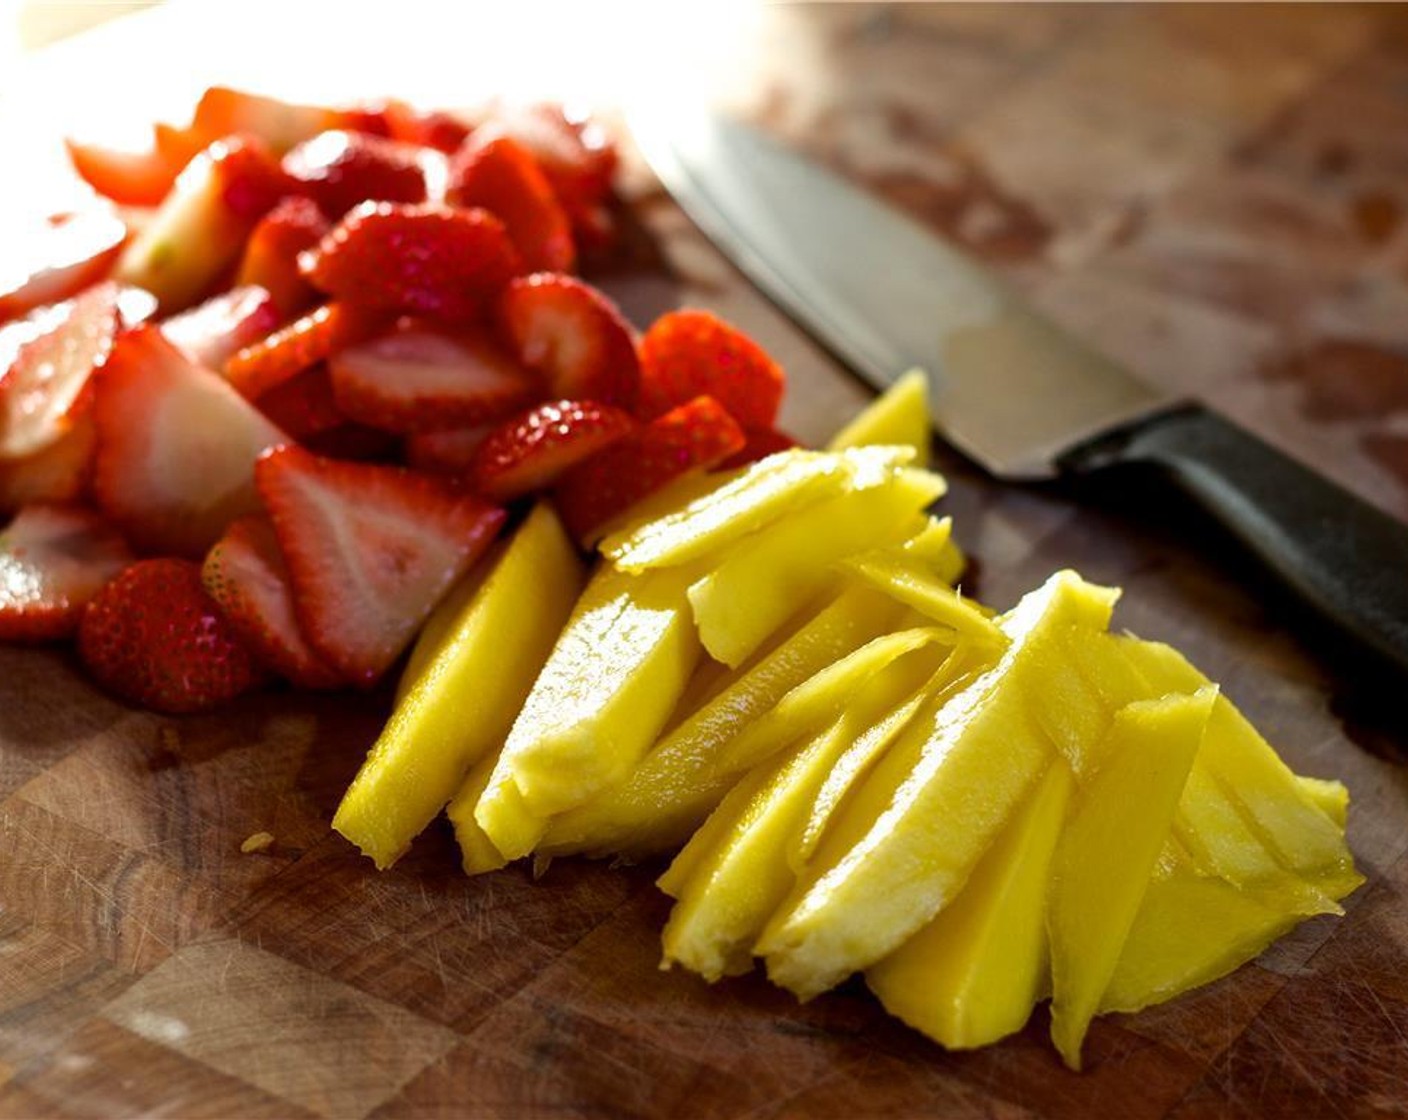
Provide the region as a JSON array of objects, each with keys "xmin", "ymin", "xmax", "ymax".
[{"xmin": 635, "ymin": 109, "xmax": 1180, "ymax": 480}]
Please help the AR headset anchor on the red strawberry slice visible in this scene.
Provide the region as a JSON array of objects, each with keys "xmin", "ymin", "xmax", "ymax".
[
  {"xmin": 0, "ymin": 281, "xmax": 123, "ymax": 460},
  {"xmin": 64, "ymin": 126, "xmax": 196, "ymax": 207},
  {"xmin": 553, "ymin": 395, "xmax": 745, "ymax": 543},
  {"xmin": 253, "ymin": 365, "xmax": 345, "ymax": 440},
  {"xmin": 447, "ymin": 134, "xmax": 574, "ymax": 273},
  {"xmin": 303, "ymin": 424, "xmax": 402, "ymax": 463},
  {"xmin": 497, "ymin": 273, "xmax": 639, "ymax": 410},
  {"xmin": 77, "ymin": 557, "xmax": 266, "ymax": 713},
  {"xmin": 202, "ymin": 514, "xmax": 342, "ymax": 688},
  {"xmin": 384, "ymin": 100, "xmax": 472, "ymax": 153},
  {"xmin": 487, "ymin": 103, "xmax": 617, "ymax": 213},
  {"xmin": 92, "ymin": 326, "xmax": 289, "ymax": 556},
  {"xmin": 226, "ymin": 302, "xmax": 388, "ymax": 399},
  {"xmin": 468, "ymin": 399, "xmax": 634, "ymax": 503},
  {"xmin": 159, "ymin": 285, "xmax": 282, "ymax": 372},
  {"xmin": 113, "ymin": 134, "xmax": 292, "ymax": 314},
  {"xmin": 300, "ymin": 201, "xmax": 523, "ymax": 322},
  {"xmin": 720, "ymin": 427, "xmax": 799, "ymax": 469},
  {"xmin": 405, "ymin": 424, "xmax": 491, "ymax": 474},
  {"xmin": 0, "ymin": 504, "xmax": 134, "ymax": 642},
  {"xmin": 190, "ymin": 87, "xmax": 372, "ymax": 154},
  {"xmin": 236, "ymin": 196, "xmax": 331, "ymax": 315},
  {"xmin": 328, "ymin": 322, "xmax": 538, "ymax": 434},
  {"xmin": 0, "ymin": 414, "xmax": 96, "ymax": 512},
  {"xmin": 254, "ymin": 445, "xmax": 505, "ymax": 684},
  {"xmin": 638, "ymin": 309, "xmax": 785, "ymax": 429},
  {"xmin": 0, "ymin": 211, "xmax": 128, "ymax": 321},
  {"xmin": 282, "ymin": 130, "xmax": 429, "ymax": 220}
]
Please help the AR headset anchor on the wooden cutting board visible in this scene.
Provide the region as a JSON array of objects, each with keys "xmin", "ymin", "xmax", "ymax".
[{"xmin": 4, "ymin": 4, "xmax": 1408, "ymax": 1117}]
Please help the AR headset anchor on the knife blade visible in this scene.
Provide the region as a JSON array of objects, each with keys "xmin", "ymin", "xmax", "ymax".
[{"xmin": 635, "ymin": 108, "xmax": 1408, "ymax": 679}]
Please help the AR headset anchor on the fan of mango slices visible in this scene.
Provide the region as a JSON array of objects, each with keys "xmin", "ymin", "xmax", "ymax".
[{"xmin": 333, "ymin": 371, "xmax": 1360, "ymax": 1070}]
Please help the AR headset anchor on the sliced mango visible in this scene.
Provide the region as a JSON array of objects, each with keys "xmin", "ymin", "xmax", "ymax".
[
  {"xmin": 1047, "ymin": 688, "xmax": 1216, "ymax": 1070},
  {"xmin": 332, "ymin": 504, "xmax": 583, "ymax": 869},
  {"xmin": 396, "ymin": 541, "xmax": 497, "ymax": 704},
  {"xmin": 1100, "ymin": 861, "xmax": 1301, "ymax": 1015},
  {"xmin": 758, "ymin": 571, "xmax": 1119, "ymax": 999},
  {"xmin": 1116, "ymin": 637, "xmax": 1361, "ymax": 901},
  {"xmin": 538, "ymin": 585, "xmax": 906, "ymax": 860},
  {"xmin": 793, "ymin": 654, "xmax": 982, "ymax": 871},
  {"xmin": 827, "ymin": 368, "xmax": 931, "ymax": 468},
  {"xmin": 660, "ymin": 648, "xmax": 943, "ymax": 982},
  {"xmin": 867, "ymin": 759, "xmax": 1074, "ymax": 1050},
  {"xmin": 477, "ymin": 561, "xmax": 703, "ymax": 838},
  {"xmin": 447, "ymin": 754, "xmax": 508, "ymax": 876},
  {"xmin": 844, "ymin": 551, "xmax": 1005, "ymax": 651},
  {"xmin": 714, "ymin": 627, "xmax": 951, "ymax": 775},
  {"xmin": 603, "ymin": 446, "xmax": 914, "ymax": 573},
  {"xmin": 689, "ymin": 468, "xmax": 946, "ymax": 667}
]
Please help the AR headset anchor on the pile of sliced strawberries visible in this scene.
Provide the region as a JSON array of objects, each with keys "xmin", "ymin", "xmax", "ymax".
[{"xmin": 0, "ymin": 86, "xmax": 793, "ymax": 714}]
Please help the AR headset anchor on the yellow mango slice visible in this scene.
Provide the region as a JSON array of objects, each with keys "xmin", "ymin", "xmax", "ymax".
[
  {"xmin": 538, "ymin": 585, "xmax": 906, "ymax": 860},
  {"xmin": 603, "ymin": 446, "xmax": 914, "ymax": 573},
  {"xmin": 476, "ymin": 562, "xmax": 704, "ymax": 849},
  {"xmin": 332, "ymin": 504, "xmax": 582, "ymax": 869},
  {"xmin": 689, "ymin": 468, "xmax": 947, "ymax": 667},
  {"xmin": 1298, "ymin": 776, "xmax": 1349, "ymax": 829},
  {"xmin": 1099, "ymin": 857, "xmax": 1300, "ymax": 1016},
  {"xmin": 658, "ymin": 722, "xmax": 846, "ymax": 981},
  {"xmin": 793, "ymin": 653, "xmax": 984, "ymax": 871},
  {"xmin": 660, "ymin": 649, "xmax": 942, "ymax": 982},
  {"xmin": 827, "ymin": 368, "xmax": 931, "ymax": 468},
  {"xmin": 758, "ymin": 571, "xmax": 1119, "ymax": 999},
  {"xmin": 714, "ymin": 627, "xmax": 951, "ymax": 774},
  {"xmin": 587, "ymin": 467, "xmax": 743, "ymax": 547},
  {"xmin": 867, "ymin": 759, "xmax": 1074, "ymax": 1050},
  {"xmin": 1048, "ymin": 688, "xmax": 1216, "ymax": 1070},
  {"xmin": 447, "ymin": 754, "xmax": 507, "ymax": 876},
  {"xmin": 844, "ymin": 551, "xmax": 1006, "ymax": 651},
  {"xmin": 1115, "ymin": 637, "xmax": 1361, "ymax": 900},
  {"xmin": 395, "ymin": 543, "xmax": 497, "ymax": 704},
  {"xmin": 472, "ymin": 763, "xmax": 545, "ymax": 865}
]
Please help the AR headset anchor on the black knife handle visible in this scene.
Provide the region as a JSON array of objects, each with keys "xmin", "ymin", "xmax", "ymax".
[{"xmin": 1062, "ymin": 405, "xmax": 1408, "ymax": 678}]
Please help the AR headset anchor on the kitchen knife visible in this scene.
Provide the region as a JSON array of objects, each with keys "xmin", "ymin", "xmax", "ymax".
[{"xmin": 635, "ymin": 109, "xmax": 1408, "ymax": 678}]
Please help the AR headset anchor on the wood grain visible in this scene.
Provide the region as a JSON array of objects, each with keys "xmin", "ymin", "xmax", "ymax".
[{"xmin": 3, "ymin": 3, "xmax": 1408, "ymax": 1117}]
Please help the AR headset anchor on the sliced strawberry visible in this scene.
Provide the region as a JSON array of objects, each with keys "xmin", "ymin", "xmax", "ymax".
[
  {"xmin": 405, "ymin": 424, "xmax": 490, "ymax": 474},
  {"xmin": 553, "ymin": 395, "xmax": 745, "ymax": 543},
  {"xmin": 384, "ymin": 100, "xmax": 472, "ymax": 153},
  {"xmin": 282, "ymin": 130, "xmax": 429, "ymax": 220},
  {"xmin": 77, "ymin": 557, "xmax": 266, "ymax": 713},
  {"xmin": 719, "ymin": 427, "xmax": 799, "ymax": 469},
  {"xmin": 328, "ymin": 321, "xmax": 538, "ymax": 434},
  {"xmin": 0, "ymin": 281, "xmax": 123, "ymax": 460},
  {"xmin": 638, "ymin": 309, "xmax": 785, "ymax": 429},
  {"xmin": 65, "ymin": 129, "xmax": 190, "ymax": 207},
  {"xmin": 253, "ymin": 365, "xmax": 345, "ymax": 440},
  {"xmin": 159, "ymin": 285, "xmax": 281, "ymax": 372},
  {"xmin": 0, "ymin": 414, "xmax": 96, "ymax": 512},
  {"xmin": 0, "ymin": 504, "xmax": 134, "ymax": 641},
  {"xmin": 447, "ymin": 134, "xmax": 574, "ymax": 273},
  {"xmin": 92, "ymin": 327, "xmax": 288, "ymax": 556},
  {"xmin": 254, "ymin": 445, "xmax": 505, "ymax": 684},
  {"xmin": 487, "ymin": 103, "xmax": 617, "ymax": 213},
  {"xmin": 114, "ymin": 134, "xmax": 292, "ymax": 313},
  {"xmin": 189, "ymin": 87, "xmax": 371, "ymax": 154},
  {"xmin": 0, "ymin": 211, "xmax": 128, "ymax": 321},
  {"xmin": 235, "ymin": 196, "xmax": 331, "ymax": 315},
  {"xmin": 469, "ymin": 399, "xmax": 634, "ymax": 503},
  {"xmin": 300, "ymin": 201, "xmax": 522, "ymax": 322},
  {"xmin": 303, "ymin": 423, "xmax": 402, "ymax": 463},
  {"xmin": 497, "ymin": 273, "xmax": 639, "ymax": 410},
  {"xmin": 225, "ymin": 302, "xmax": 388, "ymax": 399},
  {"xmin": 202, "ymin": 514, "xmax": 342, "ymax": 688}
]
